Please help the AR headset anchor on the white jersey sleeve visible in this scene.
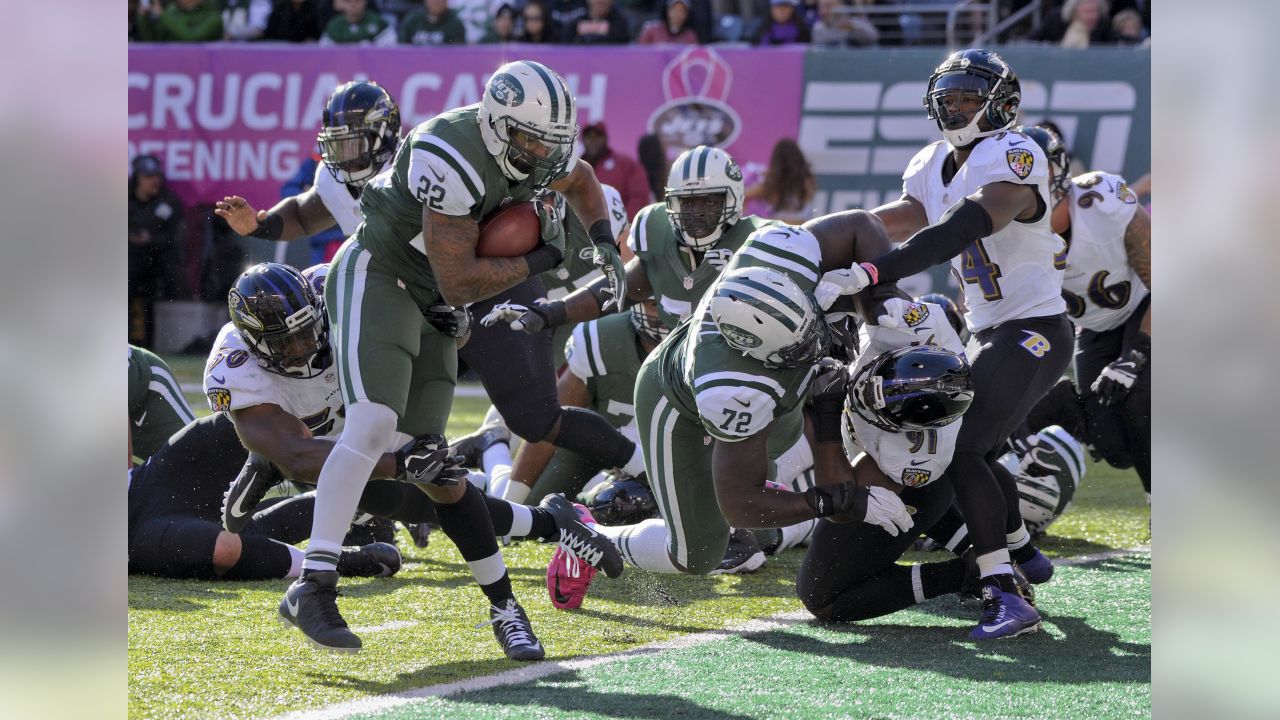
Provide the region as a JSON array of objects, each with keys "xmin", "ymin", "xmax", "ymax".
[
  {"xmin": 693, "ymin": 384, "xmax": 779, "ymax": 442},
  {"xmin": 406, "ymin": 132, "xmax": 485, "ymax": 217},
  {"xmin": 901, "ymin": 142, "xmax": 944, "ymax": 203},
  {"xmin": 202, "ymin": 323, "xmax": 275, "ymax": 413},
  {"xmin": 312, "ymin": 161, "xmax": 365, "ymax": 236},
  {"xmin": 565, "ymin": 320, "xmax": 605, "ymax": 382},
  {"xmin": 602, "ymin": 183, "xmax": 629, "ymax": 239},
  {"xmin": 964, "ymin": 131, "xmax": 1050, "ymax": 192},
  {"xmin": 627, "ymin": 205, "xmax": 655, "ymax": 253}
]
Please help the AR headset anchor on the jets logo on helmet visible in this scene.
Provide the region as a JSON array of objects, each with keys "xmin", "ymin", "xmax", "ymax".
[
  {"xmin": 318, "ymin": 81, "xmax": 401, "ymax": 187},
  {"xmin": 709, "ymin": 266, "xmax": 829, "ymax": 369},
  {"xmin": 999, "ymin": 425, "xmax": 1086, "ymax": 534},
  {"xmin": 665, "ymin": 145, "xmax": 745, "ymax": 251},
  {"xmin": 478, "ymin": 60, "xmax": 577, "ymax": 188},
  {"xmin": 923, "ymin": 48, "xmax": 1021, "ymax": 148}
]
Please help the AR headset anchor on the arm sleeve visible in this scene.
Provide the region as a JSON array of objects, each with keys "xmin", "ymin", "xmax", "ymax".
[{"xmin": 870, "ymin": 199, "xmax": 993, "ymax": 284}]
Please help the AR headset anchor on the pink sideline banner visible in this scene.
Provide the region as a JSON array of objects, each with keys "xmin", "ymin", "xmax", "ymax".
[{"xmin": 128, "ymin": 45, "xmax": 806, "ymax": 206}]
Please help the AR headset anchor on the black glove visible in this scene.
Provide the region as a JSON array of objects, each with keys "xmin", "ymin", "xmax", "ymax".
[
  {"xmin": 394, "ymin": 434, "xmax": 468, "ymax": 487},
  {"xmin": 1091, "ymin": 338, "xmax": 1148, "ymax": 406},
  {"xmin": 422, "ymin": 303, "xmax": 470, "ymax": 339},
  {"xmin": 479, "ymin": 299, "xmax": 567, "ymax": 334},
  {"xmin": 809, "ymin": 358, "xmax": 848, "ymax": 443},
  {"xmin": 804, "ymin": 481, "xmax": 868, "ymax": 518}
]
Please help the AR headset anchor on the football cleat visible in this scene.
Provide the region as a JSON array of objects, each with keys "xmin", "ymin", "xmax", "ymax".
[
  {"xmin": 709, "ymin": 528, "xmax": 767, "ymax": 575},
  {"xmin": 542, "ymin": 493, "xmax": 623, "ymax": 579},
  {"xmin": 969, "ymin": 581, "xmax": 1042, "ymax": 640},
  {"xmin": 478, "ymin": 598, "xmax": 545, "ymax": 661},
  {"xmin": 405, "ymin": 522, "xmax": 434, "ymax": 548},
  {"xmin": 278, "ymin": 570, "xmax": 361, "ymax": 653},
  {"xmin": 545, "ymin": 502, "xmax": 607, "ymax": 611},
  {"xmin": 336, "ymin": 542, "xmax": 401, "ymax": 578},
  {"xmin": 1018, "ymin": 547, "xmax": 1054, "ymax": 584},
  {"xmin": 450, "ymin": 422, "xmax": 511, "ymax": 470},
  {"xmin": 959, "ymin": 551, "xmax": 1034, "ymax": 605},
  {"xmin": 222, "ymin": 454, "xmax": 284, "ymax": 534}
]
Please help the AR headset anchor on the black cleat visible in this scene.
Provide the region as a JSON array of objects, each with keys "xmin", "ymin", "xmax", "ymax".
[
  {"xmin": 478, "ymin": 598, "xmax": 544, "ymax": 661},
  {"xmin": 540, "ymin": 493, "xmax": 624, "ymax": 579},
  {"xmin": 709, "ymin": 528, "xmax": 766, "ymax": 575},
  {"xmin": 405, "ymin": 522, "xmax": 435, "ymax": 548},
  {"xmin": 337, "ymin": 542, "xmax": 402, "ymax": 578},
  {"xmin": 450, "ymin": 422, "xmax": 511, "ymax": 470},
  {"xmin": 222, "ymin": 454, "xmax": 283, "ymax": 534},
  {"xmin": 278, "ymin": 570, "xmax": 361, "ymax": 653}
]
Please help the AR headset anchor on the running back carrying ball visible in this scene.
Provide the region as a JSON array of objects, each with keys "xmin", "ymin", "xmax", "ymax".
[{"xmin": 477, "ymin": 201, "xmax": 542, "ymax": 257}]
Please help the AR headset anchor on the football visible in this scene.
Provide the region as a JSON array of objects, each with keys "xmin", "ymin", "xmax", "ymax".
[{"xmin": 476, "ymin": 201, "xmax": 541, "ymax": 258}]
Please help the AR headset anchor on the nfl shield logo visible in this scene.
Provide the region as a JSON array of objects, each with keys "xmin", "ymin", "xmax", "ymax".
[{"xmin": 682, "ymin": 276, "xmax": 694, "ymax": 290}]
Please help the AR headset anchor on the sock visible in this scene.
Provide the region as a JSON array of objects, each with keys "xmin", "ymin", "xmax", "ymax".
[
  {"xmin": 285, "ymin": 545, "xmax": 304, "ymax": 579},
  {"xmin": 435, "ymin": 483, "xmax": 513, "ymax": 606},
  {"xmin": 483, "ymin": 443, "xmax": 513, "ymax": 477},
  {"xmin": 924, "ymin": 504, "xmax": 971, "ymax": 556},
  {"xmin": 466, "ymin": 469, "xmax": 490, "ymax": 494},
  {"xmin": 975, "ymin": 549, "xmax": 1012, "ymax": 579},
  {"xmin": 302, "ymin": 444, "xmax": 378, "ymax": 574},
  {"xmin": 580, "ymin": 472, "xmax": 609, "ymax": 500},
  {"xmin": 224, "ymin": 534, "xmax": 296, "ymax": 580},
  {"xmin": 595, "ymin": 519, "xmax": 679, "ymax": 573},
  {"xmin": 621, "ymin": 444, "xmax": 645, "ymax": 476},
  {"xmin": 776, "ymin": 519, "xmax": 817, "ymax": 553},
  {"xmin": 555, "ymin": 407, "xmax": 637, "ymax": 469},
  {"xmin": 918, "ymin": 558, "xmax": 966, "ymax": 599},
  {"xmin": 489, "ymin": 464, "xmax": 511, "ymax": 499},
  {"xmin": 501, "ymin": 479, "xmax": 531, "ymax": 505},
  {"xmin": 1008, "ymin": 524, "xmax": 1041, "ymax": 565},
  {"xmin": 483, "ymin": 404, "xmax": 505, "ymax": 428}
]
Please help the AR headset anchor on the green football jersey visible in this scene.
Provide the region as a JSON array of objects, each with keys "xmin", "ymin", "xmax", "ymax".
[
  {"xmin": 655, "ymin": 224, "xmax": 823, "ymax": 445},
  {"xmin": 628, "ymin": 204, "xmax": 775, "ymax": 329},
  {"xmin": 356, "ymin": 105, "xmax": 569, "ymax": 299},
  {"xmin": 563, "ymin": 312, "xmax": 646, "ymax": 430},
  {"xmin": 540, "ymin": 183, "xmax": 627, "ymax": 301},
  {"xmin": 128, "ymin": 344, "xmax": 196, "ymax": 462}
]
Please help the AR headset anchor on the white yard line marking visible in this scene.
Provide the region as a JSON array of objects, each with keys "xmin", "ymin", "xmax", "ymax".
[{"xmin": 349, "ymin": 620, "xmax": 419, "ymax": 634}]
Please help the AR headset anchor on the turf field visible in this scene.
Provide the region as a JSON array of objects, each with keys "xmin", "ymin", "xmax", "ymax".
[{"xmin": 129, "ymin": 356, "xmax": 1151, "ymax": 720}]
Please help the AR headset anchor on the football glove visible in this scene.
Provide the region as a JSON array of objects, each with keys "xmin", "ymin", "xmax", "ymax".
[
  {"xmin": 534, "ymin": 194, "xmax": 566, "ymax": 252},
  {"xmin": 1009, "ymin": 435, "xmax": 1061, "ymax": 478},
  {"xmin": 803, "ymin": 482, "xmax": 912, "ymax": 536},
  {"xmin": 422, "ymin": 303, "xmax": 470, "ymax": 339},
  {"xmin": 863, "ymin": 486, "xmax": 914, "ymax": 536},
  {"xmin": 394, "ymin": 434, "xmax": 468, "ymax": 487},
  {"xmin": 1091, "ymin": 346, "xmax": 1147, "ymax": 406},
  {"xmin": 809, "ymin": 358, "xmax": 848, "ymax": 443},
  {"xmin": 592, "ymin": 242, "xmax": 627, "ymax": 312},
  {"xmin": 814, "ymin": 263, "xmax": 877, "ymax": 311},
  {"xmin": 479, "ymin": 299, "xmax": 567, "ymax": 334}
]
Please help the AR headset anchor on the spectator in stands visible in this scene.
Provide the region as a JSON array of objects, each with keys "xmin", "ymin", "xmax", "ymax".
[
  {"xmin": 129, "ymin": 155, "xmax": 189, "ymax": 347},
  {"xmin": 1111, "ymin": 8, "xmax": 1147, "ymax": 44},
  {"xmin": 479, "ymin": 3, "xmax": 520, "ymax": 42},
  {"xmin": 637, "ymin": 133, "xmax": 668, "ymax": 203},
  {"xmin": 636, "ymin": 0, "xmax": 699, "ymax": 44},
  {"xmin": 570, "ymin": 0, "xmax": 631, "ymax": 43},
  {"xmin": 744, "ymin": 138, "xmax": 817, "ymax": 225},
  {"xmin": 518, "ymin": 1, "xmax": 556, "ymax": 41},
  {"xmin": 148, "ymin": 0, "xmax": 224, "ymax": 42},
  {"xmin": 810, "ymin": 0, "xmax": 877, "ymax": 46},
  {"xmin": 223, "ymin": 0, "xmax": 272, "ymax": 40},
  {"xmin": 399, "ymin": 0, "xmax": 468, "ymax": 44},
  {"xmin": 710, "ymin": 0, "xmax": 759, "ymax": 37},
  {"xmin": 130, "ymin": 0, "xmax": 154, "ymax": 41},
  {"xmin": 264, "ymin": 0, "xmax": 323, "ymax": 42},
  {"xmin": 1033, "ymin": 0, "xmax": 1117, "ymax": 47},
  {"xmin": 581, "ymin": 122, "xmax": 652, "ymax": 219},
  {"xmin": 753, "ymin": 0, "xmax": 810, "ymax": 45},
  {"xmin": 322, "ymin": 0, "xmax": 395, "ymax": 44},
  {"xmin": 548, "ymin": 0, "xmax": 589, "ymax": 42}
]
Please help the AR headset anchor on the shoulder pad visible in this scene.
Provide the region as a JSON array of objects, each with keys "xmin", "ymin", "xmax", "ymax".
[{"xmin": 407, "ymin": 135, "xmax": 484, "ymax": 217}]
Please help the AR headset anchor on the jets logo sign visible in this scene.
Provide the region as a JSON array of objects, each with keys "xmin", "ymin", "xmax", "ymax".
[{"xmin": 647, "ymin": 47, "xmax": 742, "ymax": 153}]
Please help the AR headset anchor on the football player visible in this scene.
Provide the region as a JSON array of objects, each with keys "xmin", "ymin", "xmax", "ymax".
[
  {"xmin": 1021, "ymin": 124, "xmax": 1151, "ymax": 501},
  {"xmin": 282, "ymin": 59, "xmax": 630, "ymax": 658},
  {"xmin": 820, "ymin": 49, "xmax": 1070, "ymax": 639},
  {"xmin": 128, "ymin": 344, "xmax": 196, "ymax": 464},
  {"xmin": 214, "ymin": 81, "xmax": 402, "ymax": 248},
  {"xmin": 213, "ymin": 263, "xmax": 621, "ymax": 657}
]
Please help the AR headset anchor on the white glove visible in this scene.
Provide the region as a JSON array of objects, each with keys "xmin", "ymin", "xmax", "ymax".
[
  {"xmin": 873, "ymin": 297, "xmax": 912, "ymax": 329},
  {"xmin": 863, "ymin": 485, "xmax": 914, "ymax": 536},
  {"xmin": 815, "ymin": 263, "xmax": 875, "ymax": 311}
]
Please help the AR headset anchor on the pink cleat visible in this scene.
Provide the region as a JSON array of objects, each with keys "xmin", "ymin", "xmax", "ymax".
[{"xmin": 546, "ymin": 502, "xmax": 604, "ymax": 610}]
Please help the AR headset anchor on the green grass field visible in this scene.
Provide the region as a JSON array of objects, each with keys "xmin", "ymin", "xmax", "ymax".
[{"xmin": 129, "ymin": 356, "xmax": 1150, "ymax": 720}]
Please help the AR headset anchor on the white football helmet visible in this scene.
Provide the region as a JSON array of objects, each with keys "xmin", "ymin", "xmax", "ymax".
[
  {"xmin": 664, "ymin": 145, "xmax": 745, "ymax": 251},
  {"xmin": 709, "ymin": 266, "xmax": 829, "ymax": 369},
  {"xmin": 478, "ymin": 60, "xmax": 578, "ymax": 188},
  {"xmin": 998, "ymin": 424, "xmax": 1086, "ymax": 534}
]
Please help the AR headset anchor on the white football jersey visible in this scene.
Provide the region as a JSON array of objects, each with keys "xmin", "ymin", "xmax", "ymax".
[
  {"xmin": 313, "ymin": 161, "xmax": 365, "ymax": 236},
  {"xmin": 203, "ymin": 323, "xmax": 345, "ymax": 439},
  {"xmin": 841, "ymin": 301, "xmax": 965, "ymax": 488},
  {"xmin": 1062, "ymin": 171, "xmax": 1148, "ymax": 332},
  {"xmin": 902, "ymin": 132, "xmax": 1066, "ymax": 333}
]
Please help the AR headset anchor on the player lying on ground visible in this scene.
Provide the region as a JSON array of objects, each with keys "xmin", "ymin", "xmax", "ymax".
[{"xmin": 129, "ymin": 344, "xmax": 196, "ymax": 464}]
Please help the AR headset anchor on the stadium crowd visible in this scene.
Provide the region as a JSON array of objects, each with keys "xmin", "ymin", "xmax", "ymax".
[{"xmin": 129, "ymin": 0, "xmax": 1149, "ymax": 48}]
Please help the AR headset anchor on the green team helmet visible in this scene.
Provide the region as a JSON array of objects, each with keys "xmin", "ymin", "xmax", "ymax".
[
  {"xmin": 664, "ymin": 145, "xmax": 745, "ymax": 251},
  {"xmin": 709, "ymin": 267, "xmax": 829, "ymax": 369},
  {"xmin": 477, "ymin": 60, "xmax": 578, "ymax": 188}
]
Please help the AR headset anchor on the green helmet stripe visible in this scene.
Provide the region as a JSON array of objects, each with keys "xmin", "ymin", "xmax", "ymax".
[
  {"xmin": 682, "ymin": 149, "xmax": 694, "ymax": 181},
  {"xmin": 719, "ymin": 277, "xmax": 803, "ymax": 332},
  {"xmin": 696, "ymin": 146, "xmax": 709, "ymax": 178},
  {"xmin": 526, "ymin": 62, "xmax": 561, "ymax": 124}
]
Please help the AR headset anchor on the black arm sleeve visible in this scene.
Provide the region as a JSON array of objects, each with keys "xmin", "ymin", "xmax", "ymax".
[{"xmin": 870, "ymin": 199, "xmax": 993, "ymax": 283}]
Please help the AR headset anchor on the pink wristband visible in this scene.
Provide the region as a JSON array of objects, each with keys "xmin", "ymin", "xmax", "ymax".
[{"xmin": 859, "ymin": 262, "xmax": 880, "ymax": 286}]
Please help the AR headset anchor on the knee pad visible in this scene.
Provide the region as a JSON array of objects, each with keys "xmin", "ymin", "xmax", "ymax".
[{"xmin": 339, "ymin": 402, "xmax": 400, "ymax": 459}]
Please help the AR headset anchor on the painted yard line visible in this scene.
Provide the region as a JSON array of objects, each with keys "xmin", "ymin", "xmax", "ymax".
[
  {"xmin": 180, "ymin": 383, "xmax": 490, "ymax": 399},
  {"xmin": 272, "ymin": 547, "xmax": 1148, "ymax": 720}
]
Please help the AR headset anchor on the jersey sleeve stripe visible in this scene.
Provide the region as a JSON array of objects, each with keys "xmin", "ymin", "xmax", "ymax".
[
  {"xmin": 632, "ymin": 206, "xmax": 651, "ymax": 252},
  {"xmin": 693, "ymin": 373, "xmax": 785, "ymax": 402},
  {"xmin": 584, "ymin": 319, "xmax": 606, "ymax": 376},
  {"xmin": 739, "ymin": 246, "xmax": 819, "ymax": 284},
  {"xmin": 412, "ymin": 138, "xmax": 483, "ymax": 204},
  {"xmin": 149, "ymin": 367, "xmax": 196, "ymax": 423}
]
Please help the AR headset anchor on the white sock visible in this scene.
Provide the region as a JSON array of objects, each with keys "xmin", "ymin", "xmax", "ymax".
[
  {"xmin": 944, "ymin": 524, "xmax": 969, "ymax": 554},
  {"xmin": 501, "ymin": 479, "xmax": 531, "ymax": 505},
  {"xmin": 285, "ymin": 545, "xmax": 304, "ymax": 579},
  {"xmin": 466, "ymin": 469, "xmax": 489, "ymax": 494},
  {"xmin": 489, "ymin": 464, "xmax": 511, "ymax": 498},
  {"xmin": 976, "ymin": 549, "xmax": 1013, "ymax": 579},
  {"xmin": 775, "ymin": 519, "xmax": 817, "ymax": 553},
  {"xmin": 1007, "ymin": 524, "xmax": 1031, "ymax": 551},
  {"xmin": 482, "ymin": 443, "xmax": 513, "ymax": 476},
  {"xmin": 595, "ymin": 519, "xmax": 680, "ymax": 573},
  {"xmin": 468, "ymin": 552, "xmax": 507, "ymax": 586},
  {"xmin": 507, "ymin": 503, "xmax": 533, "ymax": 537},
  {"xmin": 622, "ymin": 445, "xmax": 646, "ymax": 476}
]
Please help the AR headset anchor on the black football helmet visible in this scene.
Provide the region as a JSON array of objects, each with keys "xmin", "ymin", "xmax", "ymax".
[
  {"xmin": 848, "ymin": 346, "xmax": 974, "ymax": 432},
  {"xmin": 924, "ymin": 49, "xmax": 1021, "ymax": 148},
  {"xmin": 228, "ymin": 263, "xmax": 331, "ymax": 379},
  {"xmin": 630, "ymin": 299, "xmax": 669, "ymax": 343},
  {"xmin": 583, "ymin": 473, "xmax": 659, "ymax": 526},
  {"xmin": 319, "ymin": 81, "xmax": 401, "ymax": 187},
  {"xmin": 915, "ymin": 292, "xmax": 968, "ymax": 344},
  {"xmin": 1020, "ymin": 124, "xmax": 1071, "ymax": 203}
]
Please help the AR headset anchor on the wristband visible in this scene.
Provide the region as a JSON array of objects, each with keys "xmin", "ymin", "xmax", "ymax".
[
  {"xmin": 859, "ymin": 262, "xmax": 879, "ymax": 286},
  {"xmin": 523, "ymin": 243, "xmax": 563, "ymax": 276},
  {"xmin": 588, "ymin": 218, "xmax": 615, "ymax": 247},
  {"xmin": 248, "ymin": 213, "xmax": 284, "ymax": 240}
]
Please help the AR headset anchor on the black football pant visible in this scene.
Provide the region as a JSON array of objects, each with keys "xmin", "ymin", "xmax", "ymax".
[
  {"xmin": 1075, "ymin": 296, "xmax": 1151, "ymax": 493},
  {"xmin": 950, "ymin": 313, "xmax": 1074, "ymax": 558},
  {"xmin": 797, "ymin": 480, "xmax": 966, "ymax": 621}
]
